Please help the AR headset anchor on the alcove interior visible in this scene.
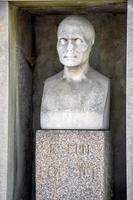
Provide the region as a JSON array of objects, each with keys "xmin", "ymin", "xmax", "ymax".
[{"xmin": 9, "ymin": 3, "xmax": 127, "ymax": 200}]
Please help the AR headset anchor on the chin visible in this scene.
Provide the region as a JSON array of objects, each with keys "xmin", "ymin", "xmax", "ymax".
[
  {"xmin": 61, "ymin": 60, "xmax": 81, "ymax": 67},
  {"xmin": 65, "ymin": 65, "xmax": 79, "ymax": 68}
]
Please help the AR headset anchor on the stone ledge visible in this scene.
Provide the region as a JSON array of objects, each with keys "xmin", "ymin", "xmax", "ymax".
[{"xmin": 9, "ymin": 0, "xmax": 126, "ymax": 9}]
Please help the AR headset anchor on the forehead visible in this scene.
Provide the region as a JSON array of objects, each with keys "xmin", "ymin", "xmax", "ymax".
[{"xmin": 58, "ymin": 23, "xmax": 86, "ymax": 39}]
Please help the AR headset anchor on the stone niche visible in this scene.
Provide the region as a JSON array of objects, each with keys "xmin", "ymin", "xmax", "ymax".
[{"xmin": 9, "ymin": 3, "xmax": 126, "ymax": 200}]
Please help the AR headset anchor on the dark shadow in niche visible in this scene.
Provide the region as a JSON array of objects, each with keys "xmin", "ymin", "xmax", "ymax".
[{"xmin": 14, "ymin": 9, "xmax": 33, "ymax": 200}]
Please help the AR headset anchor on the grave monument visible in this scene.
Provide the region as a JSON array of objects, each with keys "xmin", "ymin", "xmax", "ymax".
[{"xmin": 36, "ymin": 16, "xmax": 112, "ymax": 200}]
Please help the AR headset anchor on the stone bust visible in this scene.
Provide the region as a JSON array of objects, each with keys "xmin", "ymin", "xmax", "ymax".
[{"xmin": 40, "ymin": 16, "xmax": 110, "ymax": 129}]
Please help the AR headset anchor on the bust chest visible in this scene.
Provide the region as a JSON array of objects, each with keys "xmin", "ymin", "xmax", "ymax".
[{"xmin": 43, "ymin": 78, "xmax": 106, "ymax": 115}]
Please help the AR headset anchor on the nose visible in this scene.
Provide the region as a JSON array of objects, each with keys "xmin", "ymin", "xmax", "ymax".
[{"xmin": 67, "ymin": 40, "xmax": 74, "ymax": 52}]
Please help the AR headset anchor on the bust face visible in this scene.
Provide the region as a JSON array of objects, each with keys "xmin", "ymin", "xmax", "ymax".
[{"xmin": 57, "ymin": 18, "xmax": 95, "ymax": 68}]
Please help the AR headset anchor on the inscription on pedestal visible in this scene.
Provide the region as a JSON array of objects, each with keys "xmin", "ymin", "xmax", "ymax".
[{"xmin": 36, "ymin": 130, "xmax": 111, "ymax": 200}]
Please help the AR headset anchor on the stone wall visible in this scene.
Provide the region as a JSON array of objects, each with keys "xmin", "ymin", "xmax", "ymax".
[
  {"xmin": 33, "ymin": 13, "xmax": 126, "ymax": 200},
  {"xmin": 127, "ymin": 1, "xmax": 133, "ymax": 199},
  {"xmin": 11, "ymin": 9, "xmax": 33, "ymax": 200},
  {"xmin": 0, "ymin": 2, "xmax": 9, "ymax": 200}
]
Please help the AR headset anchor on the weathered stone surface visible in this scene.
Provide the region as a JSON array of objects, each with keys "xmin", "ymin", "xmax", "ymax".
[
  {"xmin": 36, "ymin": 130, "xmax": 112, "ymax": 200},
  {"xmin": 127, "ymin": 1, "xmax": 133, "ymax": 200},
  {"xmin": 0, "ymin": 2, "xmax": 8, "ymax": 200},
  {"xmin": 14, "ymin": 10, "xmax": 33, "ymax": 200},
  {"xmin": 9, "ymin": 0, "xmax": 126, "ymax": 9}
]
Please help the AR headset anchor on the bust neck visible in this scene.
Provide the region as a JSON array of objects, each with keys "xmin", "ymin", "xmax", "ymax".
[{"xmin": 63, "ymin": 61, "xmax": 90, "ymax": 82}]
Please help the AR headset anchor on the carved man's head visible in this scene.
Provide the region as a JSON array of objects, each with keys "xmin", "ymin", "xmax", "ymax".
[{"xmin": 57, "ymin": 16, "xmax": 95, "ymax": 68}]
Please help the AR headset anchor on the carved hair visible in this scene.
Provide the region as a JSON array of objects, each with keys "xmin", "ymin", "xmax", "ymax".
[{"xmin": 57, "ymin": 15, "xmax": 95, "ymax": 45}]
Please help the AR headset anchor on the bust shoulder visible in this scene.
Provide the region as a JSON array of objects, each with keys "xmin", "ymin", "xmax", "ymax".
[
  {"xmin": 43, "ymin": 68, "xmax": 110, "ymax": 94},
  {"xmin": 88, "ymin": 68, "xmax": 109, "ymax": 84},
  {"xmin": 43, "ymin": 71, "xmax": 63, "ymax": 89},
  {"xmin": 87, "ymin": 68, "xmax": 110, "ymax": 92}
]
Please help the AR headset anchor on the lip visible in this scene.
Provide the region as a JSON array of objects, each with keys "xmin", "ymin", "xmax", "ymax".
[{"xmin": 64, "ymin": 56, "xmax": 77, "ymax": 58}]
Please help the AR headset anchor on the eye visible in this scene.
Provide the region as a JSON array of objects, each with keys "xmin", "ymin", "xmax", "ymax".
[
  {"xmin": 59, "ymin": 38, "xmax": 67, "ymax": 45},
  {"xmin": 75, "ymin": 38, "xmax": 83, "ymax": 45}
]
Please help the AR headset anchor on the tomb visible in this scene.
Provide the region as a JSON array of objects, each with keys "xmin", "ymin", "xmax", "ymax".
[{"xmin": 0, "ymin": 1, "xmax": 127, "ymax": 200}]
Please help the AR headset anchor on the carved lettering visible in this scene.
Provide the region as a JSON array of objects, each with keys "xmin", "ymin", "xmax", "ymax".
[
  {"xmin": 48, "ymin": 166, "xmax": 60, "ymax": 178},
  {"xmin": 49, "ymin": 144, "xmax": 56, "ymax": 154},
  {"xmin": 68, "ymin": 143, "xmax": 90, "ymax": 155},
  {"xmin": 49, "ymin": 143, "xmax": 90, "ymax": 155},
  {"xmin": 47, "ymin": 164, "xmax": 95, "ymax": 180},
  {"xmin": 79, "ymin": 165, "xmax": 93, "ymax": 178},
  {"xmin": 68, "ymin": 144, "xmax": 77, "ymax": 154}
]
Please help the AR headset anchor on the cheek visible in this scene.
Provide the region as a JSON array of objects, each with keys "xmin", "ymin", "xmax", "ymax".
[
  {"xmin": 57, "ymin": 44, "xmax": 90, "ymax": 56},
  {"xmin": 79, "ymin": 44, "xmax": 89, "ymax": 52},
  {"xmin": 57, "ymin": 46, "xmax": 66, "ymax": 56},
  {"xmin": 75, "ymin": 47, "xmax": 90, "ymax": 59}
]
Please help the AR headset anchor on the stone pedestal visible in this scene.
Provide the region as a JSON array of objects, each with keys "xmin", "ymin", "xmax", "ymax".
[{"xmin": 36, "ymin": 130, "xmax": 112, "ymax": 200}]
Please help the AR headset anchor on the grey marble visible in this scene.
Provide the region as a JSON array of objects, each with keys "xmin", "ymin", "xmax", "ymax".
[{"xmin": 36, "ymin": 130, "xmax": 112, "ymax": 200}]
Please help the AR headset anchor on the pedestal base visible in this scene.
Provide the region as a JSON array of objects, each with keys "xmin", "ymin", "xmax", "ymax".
[{"xmin": 36, "ymin": 130, "xmax": 112, "ymax": 200}]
